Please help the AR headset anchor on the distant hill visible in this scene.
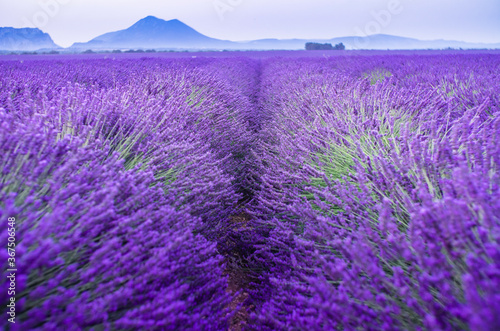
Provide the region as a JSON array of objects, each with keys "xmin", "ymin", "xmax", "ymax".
[
  {"xmin": 0, "ymin": 27, "xmax": 59, "ymax": 51},
  {"xmin": 243, "ymin": 34, "xmax": 500, "ymax": 50},
  {"xmin": 70, "ymin": 17, "xmax": 500, "ymax": 51},
  {"xmin": 70, "ymin": 16, "xmax": 234, "ymax": 50},
  {"xmin": 2, "ymin": 17, "xmax": 500, "ymax": 52}
]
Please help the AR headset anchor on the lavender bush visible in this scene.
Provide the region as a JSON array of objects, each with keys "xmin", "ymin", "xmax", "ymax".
[
  {"xmin": 0, "ymin": 57, "xmax": 261, "ymax": 329},
  {"xmin": 246, "ymin": 54, "xmax": 500, "ymax": 330},
  {"xmin": 1, "ymin": 52, "xmax": 499, "ymax": 330}
]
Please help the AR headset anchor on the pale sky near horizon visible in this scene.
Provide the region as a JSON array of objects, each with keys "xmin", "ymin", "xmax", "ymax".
[{"xmin": 0, "ymin": 0, "xmax": 499, "ymax": 47}]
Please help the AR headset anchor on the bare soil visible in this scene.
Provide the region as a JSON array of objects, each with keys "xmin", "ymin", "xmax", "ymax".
[{"xmin": 223, "ymin": 211, "xmax": 254, "ymax": 331}]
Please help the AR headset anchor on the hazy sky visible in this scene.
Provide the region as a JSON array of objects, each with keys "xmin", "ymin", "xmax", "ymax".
[{"xmin": 1, "ymin": 0, "xmax": 499, "ymax": 47}]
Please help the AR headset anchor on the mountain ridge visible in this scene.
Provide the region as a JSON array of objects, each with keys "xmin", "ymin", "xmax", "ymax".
[
  {"xmin": 70, "ymin": 16, "xmax": 233, "ymax": 50},
  {"xmin": 1, "ymin": 16, "xmax": 499, "ymax": 52},
  {"xmin": 0, "ymin": 27, "xmax": 59, "ymax": 51}
]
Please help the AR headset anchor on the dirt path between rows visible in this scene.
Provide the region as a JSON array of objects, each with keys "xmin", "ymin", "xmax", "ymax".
[{"xmin": 223, "ymin": 211, "xmax": 254, "ymax": 331}]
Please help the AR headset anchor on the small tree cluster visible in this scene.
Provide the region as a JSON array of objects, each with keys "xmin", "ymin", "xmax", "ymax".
[{"xmin": 305, "ymin": 42, "xmax": 345, "ymax": 50}]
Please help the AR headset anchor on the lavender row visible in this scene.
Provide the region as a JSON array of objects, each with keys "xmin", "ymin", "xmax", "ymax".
[
  {"xmin": 245, "ymin": 54, "xmax": 500, "ymax": 330},
  {"xmin": 0, "ymin": 57, "xmax": 259, "ymax": 329}
]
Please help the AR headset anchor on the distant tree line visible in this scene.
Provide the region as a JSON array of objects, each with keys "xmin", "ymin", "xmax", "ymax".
[
  {"xmin": 305, "ymin": 42, "xmax": 345, "ymax": 50},
  {"xmin": 82, "ymin": 49, "xmax": 157, "ymax": 54}
]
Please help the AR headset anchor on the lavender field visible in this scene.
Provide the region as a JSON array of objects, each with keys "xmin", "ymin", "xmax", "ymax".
[{"xmin": 1, "ymin": 51, "xmax": 499, "ymax": 330}]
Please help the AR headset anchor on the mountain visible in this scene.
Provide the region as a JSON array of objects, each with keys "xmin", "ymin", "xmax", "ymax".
[
  {"xmin": 71, "ymin": 16, "xmax": 233, "ymax": 50},
  {"xmin": 70, "ymin": 17, "xmax": 500, "ymax": 51},
  {"xmin": 327, "ymin": 34, "xmax": 500, "ymax": 50},
  {"xmin": 0, "ymin": 27, "xmax": 59, "ymax": 51},
  {"xmin": 239, "ymin": 34, "xmax": 500, "ymax": 50},
  {"xmin": 2, "ymin": 17, "xmax": 499, "ymax": 52}
]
